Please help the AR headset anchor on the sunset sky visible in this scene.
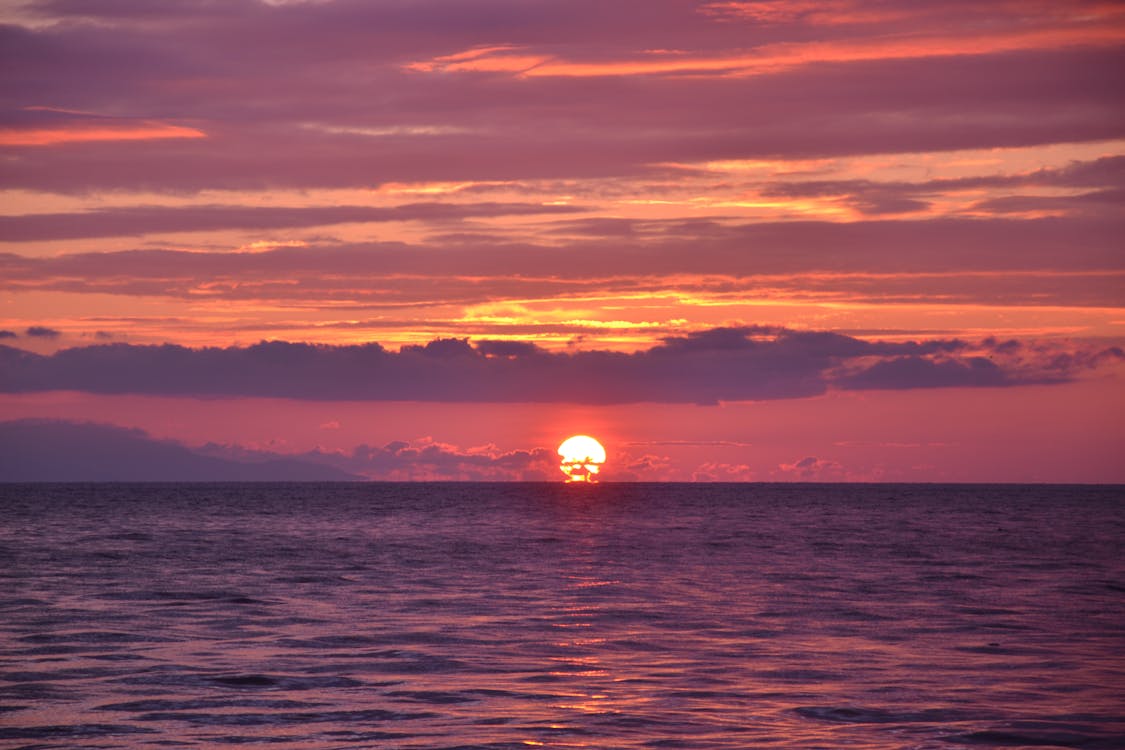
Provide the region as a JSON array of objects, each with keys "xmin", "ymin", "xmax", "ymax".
[{"xmin": 1, "ymin": 0, "xmax": 1123, "ymax": 481}]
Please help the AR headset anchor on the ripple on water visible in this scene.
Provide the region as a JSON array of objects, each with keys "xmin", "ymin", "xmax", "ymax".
[
  {"xmin": 0, "ymin": 723, "xmax": 159, "ymax": 741},
  {"xmin": 112, "ymin": 670, "xmax": 368, "ymax": 691},
  {"xmin": 946, "ymin": 728, "xmax": 1125, "ymax": 748},
  {"xmin": 96, "ymin": 697, "xmax": 331, "ymax": 711},
  {"xmin": 2, "ymin": 482, "xmax": 1122, "ymax": 750},
  {"xmin": 795, "ymin": 705, "xmax": 989, "ymax": 724},
  {"xmin": 133, "ymin": 707, "xmax": 440, "ymax": 726},
  {"xmin": 386, "ymin": 689, "xmax": 481, "ymax": 704}
]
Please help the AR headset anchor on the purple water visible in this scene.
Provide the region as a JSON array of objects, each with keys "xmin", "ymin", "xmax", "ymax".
[{"xmin": 1, "ymin": 483, "xmax": 1123, "ymax": 749}]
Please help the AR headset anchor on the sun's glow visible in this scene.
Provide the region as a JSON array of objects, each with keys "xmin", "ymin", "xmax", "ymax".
[{"xmin": 558, "ymin": 435, "xmax": 607, "ymax": 483}]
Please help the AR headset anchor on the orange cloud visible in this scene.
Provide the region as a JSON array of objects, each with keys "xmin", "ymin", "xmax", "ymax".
[
  {"xmin": 404, "ymin": 44, "xmax": 549, "ymax": 74},
  {"xmin": 0, "ymin": 121, "xmax": 205, "ymax": 147},
  {"xmin": 409, "ymin": 23, "xmax": 1125, "ymax": 79},
  {"xmin": 701, "ymin": 0, "xmax": 910, "ymax": 25}
]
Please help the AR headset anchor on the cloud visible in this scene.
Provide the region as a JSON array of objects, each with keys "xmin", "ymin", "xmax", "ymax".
[
  {"xmin": 2, "ymin": 2, "xmax": 1122, "ymax": 194},
  {"xmin": 835, "ymin": 356, "xmax": 1013, "ymax": 390},
  {"xmin": 0, "ymin": 330, "xmax": 17, "ymax": 339},
  {"xmin": 25, "ymin": 326, "xmax": 60, "ymax": 338},
  {"xmin": 755, "ymin": 155, "xmax": 1125, "ymax": 218},
  {"xmin": 474, "ymin": 339, "xmax": 545, "ymax": 358},
  {"xmin": 691, "ymin": 461, "xmax": 755, "ymax": 482},
  {"xmin": 1028, "ymin": 343, "xmax": 1125, "ymax": 379},
  {"xmin": 0, "ymin": 201, "xmax": 584, "ymax": 242},
  {"xmin": 2, "ymin": 0, "xmax": 1122, "ymax": 387},
  {"xmin": 0, "ymin": 419, "xmax": 360, "ymax": 481},
  {"xmin": 0, "ymin": 327, "xmax": 1111, "ymax": 404},
  {"xmin": 415, "ymin": 23, "xmax": 1125, "ymax": 80},
  {"xmin": 627, "ymin": 439, "xmax": 754, "ymax": 448},
  {"xmin": 967, "ymin": 189, "xmax": 1125, "ymax": 217},
  {"xmin": 836, "ymin": 343, "xmax": 1125, "ymax": 391},
  {"xmin": 776, "ymin": 455, "xmax": 846, "ymax": 480},
  {"xmin": 325, "ymin": 440, "xmax": 558, "ymax": 481},
  {"xmin": 3, "ymin": 216, "xmax": 1122, "ymax": 312},
  {"xmin": 0, "ymin": 117, "xmax": 205, "ymax": 146},
  {"xmin": 197, "ymin": 436, "xmax": 558, "ymax": 481},
  {"xmin": 0, "ymin": 417, "xmax": 617, "ymax": 481}
]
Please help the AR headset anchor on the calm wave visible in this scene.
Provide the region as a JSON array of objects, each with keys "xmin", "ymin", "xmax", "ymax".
[{"xmin": 1, "ymin": 483, "xmax": 1123, "ymax": 749}]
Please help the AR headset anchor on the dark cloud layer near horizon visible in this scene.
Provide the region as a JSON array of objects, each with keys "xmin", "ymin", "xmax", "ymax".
[
  {"xmin": 0, "ymin": 419, "xmax": 361, "ymax": 481},
  {"xmin": 1, "ymin": 327, "xmax": 1117, "ymax": 404},
  {"xmin": 0, "ymin": 419, "xmax": 556, "ymax": 481}
]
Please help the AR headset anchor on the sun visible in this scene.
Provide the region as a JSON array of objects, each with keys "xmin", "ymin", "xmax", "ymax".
[{"xmin": 558, "ymin": 435, "xmax": 606, "ymax": 483}]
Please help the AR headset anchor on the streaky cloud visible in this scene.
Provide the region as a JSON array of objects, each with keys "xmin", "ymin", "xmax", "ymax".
[{"xmin": 0, "ymin": 201, "xmax": 584, "ymax": 242}]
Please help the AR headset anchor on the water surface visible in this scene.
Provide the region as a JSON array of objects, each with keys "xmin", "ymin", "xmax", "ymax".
[{"xmin": 1, "ymin": 483, "xmax": 1123, "ymax": 748}]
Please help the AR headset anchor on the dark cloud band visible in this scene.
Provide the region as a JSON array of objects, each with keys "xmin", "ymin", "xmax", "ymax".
[{"xmin": 2, "ymin": 327, "xmax": 1117, "ymax": 403}]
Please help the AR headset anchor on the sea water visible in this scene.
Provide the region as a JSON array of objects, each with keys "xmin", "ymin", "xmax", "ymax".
[{"xmin": 1, "ymin": 483, "xmax": 1123, "ymax": 749}]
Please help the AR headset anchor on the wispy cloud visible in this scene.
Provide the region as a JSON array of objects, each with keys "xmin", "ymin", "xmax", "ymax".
[
  {"xmin": 0, "ymin": 201, "xmax": 583, "ymax": 241},
  {"xmin": 411, "ymin": 24, "xmax": 1125, "ymax": 79}
]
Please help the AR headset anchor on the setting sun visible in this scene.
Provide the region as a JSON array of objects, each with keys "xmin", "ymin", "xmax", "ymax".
[{"xmin": 558, "ymin": 435, "xmax": 607, "ymax": 482}]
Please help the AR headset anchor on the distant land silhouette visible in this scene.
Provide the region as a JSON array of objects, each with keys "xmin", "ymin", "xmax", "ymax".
[{"xmin": 0, "ymin": 420, "xmax": 361, "ymax": 481}]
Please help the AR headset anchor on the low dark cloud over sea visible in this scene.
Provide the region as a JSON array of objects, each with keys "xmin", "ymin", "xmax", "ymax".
[{"xmin": 1, "ymin": 483, "xmax": 1122, "ymax": 749}]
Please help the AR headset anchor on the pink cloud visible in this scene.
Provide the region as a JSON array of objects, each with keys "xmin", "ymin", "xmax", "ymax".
[
  {"xmin": 0, "ymin": 201, "xmax": 582, "ymax": 241},
  {"xmin": 3, "ymin": 2, "xmax": 1121, "ymax": 194}
]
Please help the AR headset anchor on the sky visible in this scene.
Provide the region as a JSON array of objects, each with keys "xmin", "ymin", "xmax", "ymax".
[{"xmin": 1, "ymin": 0, "xmax": 1123, "ymax": 481}]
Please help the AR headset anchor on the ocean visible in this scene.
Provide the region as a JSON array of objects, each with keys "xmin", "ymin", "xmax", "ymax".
[{"xmin": 1, "ymin": 483, "xmax": 1123, "ymax": 749}]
